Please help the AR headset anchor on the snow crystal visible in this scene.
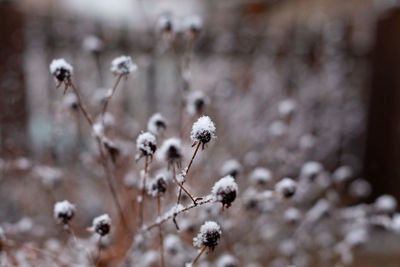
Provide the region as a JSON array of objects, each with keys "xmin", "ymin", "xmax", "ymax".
[
  {"xmin": 110, "ymin": 55, "xmax": 137, "ymax": 75},
  {"xmin": 147, "ymin": 113, "xmax": 167, "ymax": 136},
  {"xmin": 190, "ymin": 116, "xmax": 216, "ymax": 144}
]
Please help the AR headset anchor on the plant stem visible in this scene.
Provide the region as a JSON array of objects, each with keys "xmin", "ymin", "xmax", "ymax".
[
  {"xmin": 69, "ymin": 81, "xmax": 94, "ymax": 126},
  {"xmin": 191, "ymin": 246, "xmax": 206, "ymax": 266},
  {"xmin": 101, "ymin": 74, "xmax": 123, "ymax": 121},
  {"xmin": 157, "ymin": 196, "xmax": 165, "ymax": 267},
  {"xmin": 177, "ymin": 142, "xmax": 201, "ymax": 203},
  {"xmin": 96, "ymin": 236, "xmax": 102, "ymax": 267},
  {"xmin": 139, "ymin": 156, "xmax": 149, "ymax": 227}
]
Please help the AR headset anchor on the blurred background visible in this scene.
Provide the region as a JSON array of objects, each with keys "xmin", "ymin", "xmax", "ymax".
[{"xmin": 1, "ymin": 0, "xmax": 400, "ymax": 266}]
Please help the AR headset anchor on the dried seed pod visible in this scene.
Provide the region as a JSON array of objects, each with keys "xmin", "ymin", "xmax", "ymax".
[
  {"xmin": 193, "ymin": 221, "xmax": 221, "ymax": 250},
  {"xmin": 147, "ymin": 113, "xmax": 167, "ymax": 136},
  {"xmin": 110, "ymin": 55, "xmax": 137, "ymax": 75},
  {"xmin": 158, "ymin": 138, "xmax": 182, "ymax": 168},
  {"xmin": 149, "ymin": 173, "xmax": 168, "ymax": 197},
  {"xmin": 92, "ymin": 214, "xmax": 111, "ymax": 236},
  {"xmin": 136, "ymin": 132, "xmax": 157, "ymax": 160},
  {"xmin": 49, "ymin": 59, "xmax": 73, "ymax": 86},
  {"xmin": 190, "ymin": 116, "xmax": 216, "ymax": 148},
  {"xmin": 54, "ymin": 200, "xmax": 76, "ymax": 225},
  {"xmin": 275, "ymin": 178, "xmax": 297, "ymax": 198},
  {"xmin": 212, "ymin": 175, "xmax": 238, "ymax": 208}
]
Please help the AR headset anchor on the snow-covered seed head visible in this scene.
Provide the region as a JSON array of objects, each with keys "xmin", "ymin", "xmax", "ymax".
[
  {"xmin": 147, "ymin": 113, "xmax": 167, "ymax": 136},
  {"xmin": 136, "ymin": 132, "xmax": 157, "ymax": 159},
  {"xmin": 110, "ymin": 55, "xmax": 137, "ymax": 75},
  {"xmin": 220, "ymin": 159, "xmax": 241, "ymax": 179},
  {"xmin": 159, "ymin": 138, "xmax": 183, "ymax": 167},
  {"xmin": 63, "ymin": 93, "xmax": 78, "ymax": 110},
  {"xmin": 300, "ymin": 161, "xmax": 323, "ymax": 180},
  {"xmin": 53, "ymin": 200, "xmax": 76, "ymax": 225},
  {"xmin": 349, "ymin": 179, "xmax": 371, "ymax": 199},
  {"xmin": 149, "ymin": 173, "xmax": 168, "ymax": 197},
  {"xmin": 157, "ymin": 15, "xmax": 173, "ymax": 33},
  {"xmin": 49, "ymin": 59, "xmax": 73, "ymax": 85},
  {"xmin": 333, "ymin": 165, "xmax": 353, "ymax": 183},
  {"xmin": 278, "ymin": 99, "xmax": 296, "ymax": 118},
  {"xmin": 212, "ymin": 175, "xmax": 238, "ymax": 208},
  {"xmin": 186, "ymin": 90, "xmax": 209, "ymax": 115},
  {"xmin": 193, "ymin": 221, "xmax": 221, "ymax": 250},
  {"xmin": 217, "ymin": 254, "xmax": 238, "ymax": 267},
  {"xmin": 275, "ymin": 178, "xmax": 297, "ymax": 198},
  {"xmin": 250, "ymin": 167, "xmax": 272, "ymax": 185},
  {"xmin": 82, "ymin": 35, "xmax": 103, "ymax": 53},
  {"xmin": 92, "ymin": 214, "xmax": 111, "ymax": 236},
  {"xmin": 164, "ymin": 234, "xmax": 182, "ymax": 255},
  {"xmin": 284, "ymin": 207, "xmax": 301, "ymax": 224},
  {"xmin": 374, "ymin": 195, "xmax": 397, "ymax": 214},
  {"xmin": 184, "ymin": 15, "xmax": 203, "ymax": 34},
  {"xmin": 190, "ymin": 116, "xmax": 216, "ymax": 146}
]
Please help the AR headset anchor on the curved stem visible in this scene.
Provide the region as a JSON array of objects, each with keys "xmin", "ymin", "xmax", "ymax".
[
  {"xmin": 96, "ymin": 236, "xmax": 102, "ymax": 267},
  {"xmin": 177, "ymin": 142, "xmax": 201, "ymax": 203},
  {"xmin": 69, "ymin": 81, "xmax": 94, "ymax": 126},
  {"xmin": 101, "ymin": 74, "xmax": 123, "ymax": 122},
  {"xmin": 191, "ymin": 246, "xmax": 206, "ymax": 266},
  {"xmin": 139, "ymin": 156, "xmax": 149, "ymax": 227}
]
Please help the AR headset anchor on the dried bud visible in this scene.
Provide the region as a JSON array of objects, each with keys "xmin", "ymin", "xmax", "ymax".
[
  {"xmin": 49, "ymin": 59, "xmax": 73, "ymax": 86},
  {"xmin": 164, "ymin": 234, "xmax": 182, "ymax": 255},
  {"xmin": 284, "ymin": 207, "xmax": 301, "ymax": 224},
  {"xmin": 147, "ymin": 113, "xmax": 167, "ymax": 136},
  {"xmin": 190, "ymin": 116, "xmax": 216, "ymax": 147},
  {"xmin": 82, "ymin": 35, "xmax": 103, "ymax": 53},
  {"xmin": 158, "ymin": 15, "xmax": 173, "ymax": 33},
  {"xmin": 54, "ymin": 200, "xmax": 76, "ymax": 225},
  {"xmin": 92, "ymin": 214, "xmax": 111, "ymax": 236},
  {"xmin": 158, "ymin": 138, "xmax": 183, "ymax": 168},
  {"xmin": 110, "ymin": 55, "xmax": 137, "ymax": 75},
  {"xmin": 136, "ymin": 132, "xmax": 157, "ymax": 160},
  {"xmin": 300, "ymin": 161, "xmax": 323, "ymax": 180},
  {"xmin": 193, "ymin": 221, "xmax": 221, "ymax": 250},
  {"xmin": 275, "ymin": 178, "xmax": 297, "ymax": 198},
  {"xmin": 149, "ymin": 173, "xmax": 168, "ymax": 197},
  {"xmin": 333, "ymin": 165, "xmax": 353, "ymax": 184},
  {"xmin": 212, "ymin": 175, "xmax": 238, "ymax": 208},
  {"xmin": 374, "ymin": 195, "xmax": 397, "ymax": 214},
  {"xmin": 184, "ymin": 15, "xmax": 203, "ymax": 34},
  {"xmin": 250, "ymin": 167, "xmax": 272, "ymax": 185},
  {"xmin": 186, "ymin": 90, "xmax": 209, "ymax": 115},
  {"xmin": 220, "ymin": 159, "xmax": 241, "ymax": 179},
  {"xmin": 217, "ymin": 254, "xmax": 238, "ymax": 267},
  {"xmin": 63, "ymin": 93, "xmax": 78, "ymax": 110}
]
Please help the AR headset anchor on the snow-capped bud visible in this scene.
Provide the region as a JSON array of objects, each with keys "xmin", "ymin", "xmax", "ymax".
[
  {"xmin": 136, "ymin": 132, "xmax": 157, "ymax": 160},
  {"xmin": 344, "ymin": 228, "xmax": 368, "ymax": 248},
  {"xmin": 284, "ymin": 207, "xmax": 301, "ymax": 224},
  {"xmin": 250, "ymin": 167, "xmax": 272, "ymax": 185},
  {"xmin": 82, "ymin": 35, "xmax": 103, "ymax": 53},
  {"xmin": 374, "ymin": 195, "xmax": 397, "ymax": 214},
  {"xmin": 54, "ymin": 200, "xmax": 76, "ymax": 225},
  {"xmin": 278, "ymin": 99, "xmax": 296, "ymax": 118},
  {"xmin": 49, "ymin": 59, "xmax": 73, "ymax": 85},
  {"xmin": 92, "ymin": 122, "xmax": 104, "ymax": 138},
  {"xmin": 110, "ymin": 55, "xmax": 137, "ymax": 75},
  {"xmin": 92, "ymin": 214, "xmax": 111, "ymax": 236},
  {"xmin": 190, "ymin": 116, "xmax": 216, "ymax": 147},
  {"xmin": 333, "ymin": 165, "xmax": 353, "ymax": 183},
  {"xmin": 300, "ymin": 161, "xmax": 323, "ymax": 180},
  {"xmin": 193, "ymin": 221, "xmax": 221, "ymax": 250},
  {"xmin": 158, "ymin": 138, "xmax": 182, "ymax": 167},
  {"xmin": 63, "ymin": 93, "xmax": 78, "ymax": 110},
  {"xmin": 275, "ymin": 178, "xmax": 297, "ymax": 198},
  {"xmin": 349, "ymin": 179, "xmax": 371, "ymax": 199},
  {"xmin": 184, "ymin": 15, "xmax": 203, "ymax": 34},
  {"xmin": 164, "ymin": 234, "xmax": 182, "ymax": 255},
  {"xmin": 220, "ymin": 159, "xmax": 241, "ymax": 179},
  {"xmin": 102, "ymin": 112, "xmax": 115, "ymax": 129},
  {"xmin": 217, "ymin": 254, "xmax": 238, "ymax": 267},
  {"xmin": 212, "ymin": 175, "xmax": 238, "ymax": 208},
  {"xmin": 149, "ymin": 174, "xmax": 168, "ymax": 197},
  {"xmin": 158, "ymin": 15, "xmax": 173, "ymax": 33},
  {"xmin": 186, "ymin": 90, "xmax": 209, "ymax": 115},
  {"xmin": 147, "ymin": 113, "xmax": 167, "ymax": 136}
]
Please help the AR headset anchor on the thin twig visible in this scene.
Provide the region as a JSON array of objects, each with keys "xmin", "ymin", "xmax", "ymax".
[
  {"xmin": 101, "ymin": 74, "xmax": 123, "ymax": 121},
  {"xmin": 157, "ymin": 196, "xmax": 165, "ymax": 267},
  {"xmin": 191, "ymin": 246, "xmax": 206, "ymax": 266},
  {"xmin": 96, "ymin": 236, "xmax": 102, "ymax": 267},
  {"xmin": 177, "ymin": 142, "xmax": 201, "ymax": 203},
  {"xmin": 69, "ymin": 81, "xmax": 94, "ymax": 126},
  {"xmin": 139, "ymin": 156, "xmax": 150, "ymax": 227},
  {"xmin": 143, "ymin": 196, "xmax": 214, "ymax": 231}
]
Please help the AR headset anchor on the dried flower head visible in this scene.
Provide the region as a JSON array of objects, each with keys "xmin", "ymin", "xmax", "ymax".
[
  {"xmin": 147, "ymin": 113, "xmax": 167, "ymax": 136},
  {"xmin": 158, "ymin": 15, "xmax": 173, "ymax": 33},
  {"xmin": 349, "ymin": 179, "xmax": 371, "ymax": 199},
  {"xmin": 284, "ymin": 207, "xmax": 301, "ymax": 224},
  {"xmin": 212, "ymin": 175, "xmax": 238, "ymax": 209},
  {"xmin": 186, "ymin": 90, "xmax": 209, "ymax": 115},
  {"xmin": 217, "ymin": 254, "xmax": 238, "ymax": 267},
  {"xmin": 278, "ymin": 99, "xmax": 296, "ymax": 118},
  {"xmin": 300, "ymin": 161, "xmax": 323, "ymax": 180},
  {"xmin": 333, "ymin": 165, "xmax": 353, "ymax": 184},
  {"xmin": 250, "ymin": 167, "xmax": 272, "ymax": 185},
  {"xmin": 110, "ymin": 55, "xmax": 137, "ymax": 75},
  {"xmin": 82, "ymin": 35, "xmax": 103, "ymax": 53},
  {"xmin": 136, "ymin": 132, "xmax": 157, "ymax": 160},
  {"xmin": 275, "ymin": 178, "xmax": 297, "ymax": 198},
  {"xmin": 164, "ymin": 234, "xmax": 182, "ymax": 255},
  {"xmin": 92, "ymin": 214, "xmax": 111, "ymax": 236},
  {"xmin": 53, "ymin": 200, "xmax": 76, "ymax": 225},
  {"xmin": 374, "ymin": 195, "xmax": 397, "ymax": 214},
  {"xmin": 184, "ymin": 15, "xmax": 203, "ymax": 34},
  {"xmin": 220, "ymin": 159, "xmax": 242, "ymax": 179},
  {"xmin": 49, "ymin": 59, "xmax": 73, "ymax": 87},
  {"xmin": 149, "ymin": 173, "xmax": 168, "ymax": 197},
  {"xmin": 190, "ymin": 116, "xmax": 216, "ymax": 148},
  {"xmin": 193, "ymin": 221, "xmax": 221, "ymax": 250},
  {"xmin": 158, "ymin": 138, "xmax": 183, "ymax": 168}
]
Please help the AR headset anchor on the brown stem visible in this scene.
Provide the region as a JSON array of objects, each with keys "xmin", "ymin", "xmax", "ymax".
[
  {"xmin": 157, "ymin": 196, "xmax": 165, "ymax": 267},
  {"xmin": 96, "ymin": 236, "xmax": 102, "ymax": 267},
  {"xmin": 177, "ymin": 142, "xmax": 201, "ymax": 203},
  {"xmin": 191, "ymin": 246, "xmax": 206, "ymax": 266},
  {"xmin": 101, "ymin": 74, "xmax": 123, "ymax": 121},
  {"xmin": 139, "ymin": 156, "xmax": 149, "ymax": 227},
  {"xmin": 69, "ymin": 81, "xmax": 94, "ymax": 126}
]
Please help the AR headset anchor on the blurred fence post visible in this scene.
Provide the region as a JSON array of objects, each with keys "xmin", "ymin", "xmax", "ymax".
[{"xmin": 0, "ymin": 2, "xmax": 28, "ymax": 156}]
